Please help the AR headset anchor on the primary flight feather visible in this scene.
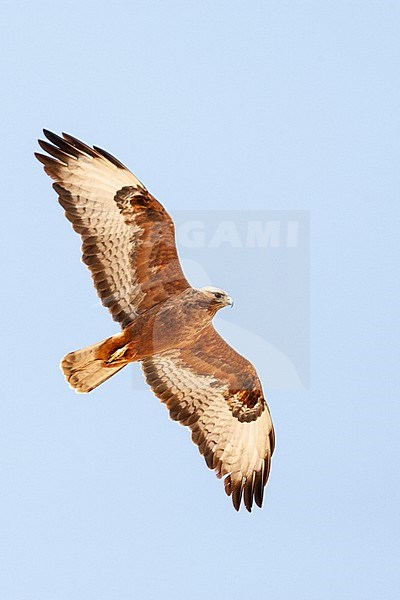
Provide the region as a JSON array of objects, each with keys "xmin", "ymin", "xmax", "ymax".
[{"xmin": 35, "ymin": 130, "xmax": 275, "ymax": 512}]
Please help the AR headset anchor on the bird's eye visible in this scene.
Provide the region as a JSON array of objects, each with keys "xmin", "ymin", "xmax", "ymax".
[{"xmin": 214, "ymin": 292, "xmax": 222, "ymax": 299}]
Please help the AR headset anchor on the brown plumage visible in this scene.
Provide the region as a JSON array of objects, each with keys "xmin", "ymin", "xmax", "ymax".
[{"xmin": 35, "ymin": 130, "xmax": 275, "ymax": 512}]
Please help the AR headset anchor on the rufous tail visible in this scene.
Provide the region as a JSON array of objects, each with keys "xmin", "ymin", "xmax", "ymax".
[{"xmin": 61, "ymin": 337, "xmax": 128, "ymax": 393}]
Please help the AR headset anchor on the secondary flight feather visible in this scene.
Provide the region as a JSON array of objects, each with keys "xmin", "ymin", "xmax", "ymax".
[{"xmin": 35, "ymin": 130, "xmax": 275, "ymax": 512}]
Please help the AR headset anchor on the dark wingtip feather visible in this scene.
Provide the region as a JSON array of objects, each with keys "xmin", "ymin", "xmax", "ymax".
[
  {"xmin": 38, "ymin": 139, "xmax": 69, "ymax": 164},
  {"xmin": 263, "ymin": 456, "xmax": 271, "ymax": 487},
  {"xmin": 42, "ymin": 129, "xmax": 63, "ymax": 146},
  {"xmin": 41, "ymin": 129, "xmax": 81, "ymax": 158},
  {"xmin": 269, "ymin": 425, "xmax": 276, "ymax": 455},
  {"xmin": 34, "ymin": 152, "xmax": 52, "ymax": 165},
  {"xmin": 254, "ymin": 464, "xmax": 265, "ymax": 508},
  {"xmin": 34, "ymin": 153, "xmax": 63, "ymax": 179},
  {"xmin": 61, "ymin": 132, "xmax": 99, "ymax": 158},
  {"xmin": 93, "ymin": 145, "xmax": 128, "ymax": 169},
  {"xmin": 43, "ymin": 128, "xmax": 54, "ymax": 139},
  {"xmin": 243, "ymin": 473, "xmax": 255, "ymax": 512},
  {"xmin": 232, "ymin": 480, "xmax": 244, "ymax": 512},
  {"xmin": 254, "ymin": 486, "xmax": 264, "ymax": 508}
]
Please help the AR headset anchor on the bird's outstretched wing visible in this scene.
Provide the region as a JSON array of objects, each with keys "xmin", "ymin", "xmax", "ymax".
[
  {"xmin": 35, "ymin": 130, "xmax": 190, "ymax": 327},
  {"xmin": 141, "ymin": 325, "xmax": 275, "ymax": 512}
]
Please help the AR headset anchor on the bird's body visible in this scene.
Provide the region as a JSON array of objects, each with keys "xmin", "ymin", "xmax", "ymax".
[
  {"xmin": 35, "ymin": 130, "xmax": 275, "ymax": 511},
  {"xmin": 66, "ymin": 287, "xmax": 234, "ymax": 382}
]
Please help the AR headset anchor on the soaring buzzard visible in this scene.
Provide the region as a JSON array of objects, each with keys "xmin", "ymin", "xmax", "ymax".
[{"xmin": 35, "ymin": 130, "xmax": 275, "ymax": 512}]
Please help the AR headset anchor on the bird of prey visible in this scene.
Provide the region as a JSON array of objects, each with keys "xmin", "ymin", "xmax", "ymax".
[{"xmin": 35, "ymin": 130, "xmax": 275, "ymax": 512}]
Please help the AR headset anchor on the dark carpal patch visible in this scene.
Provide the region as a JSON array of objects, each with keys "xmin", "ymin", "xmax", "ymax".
[{"xmin": 226, "ymin": 388, "xmax": 265, "ymax": 422}]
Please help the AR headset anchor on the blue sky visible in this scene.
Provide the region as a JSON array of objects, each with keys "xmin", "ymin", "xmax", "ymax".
[{"xmin": 1, "ymin": 1, "xmax": 399, "ymax": 599}]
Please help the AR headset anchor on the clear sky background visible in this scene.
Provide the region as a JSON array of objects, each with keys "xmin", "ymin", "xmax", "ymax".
[{"xmin": 1, "ymin": 1, "xmax": 399, "ymax": 599}]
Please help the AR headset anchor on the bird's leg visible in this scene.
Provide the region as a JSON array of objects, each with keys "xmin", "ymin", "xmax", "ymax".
[
  {"xmin": 105, "ymin": 344, "xmax": 130, "ymax": 365},
  {"xmin": 92, "ymin": 330, "xmax": 134, "ymax": 367}
]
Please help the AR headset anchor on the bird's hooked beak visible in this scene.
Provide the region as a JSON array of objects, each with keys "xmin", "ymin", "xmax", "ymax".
[{"xmin": 226, "ymin": 296, "xmax": 234, "ymax": 308}]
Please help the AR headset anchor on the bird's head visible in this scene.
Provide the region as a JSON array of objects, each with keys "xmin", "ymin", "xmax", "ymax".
[{"xmin": 198, "ymin": 286, "xmax": 234, "ymax": 311}]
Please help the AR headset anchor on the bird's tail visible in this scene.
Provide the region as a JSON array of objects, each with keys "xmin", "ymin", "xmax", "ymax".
[{"xmin": 61, "ymin": 335, "xmax": 128, "ymax": 393}]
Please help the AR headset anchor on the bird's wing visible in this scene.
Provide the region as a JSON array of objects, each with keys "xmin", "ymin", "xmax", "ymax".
[
  {"xmin": 141, "ymin": 324, "xmax": 275, "ymax": 512},
  {"xmin": 36, "ymin": 130, "xmax": 190, "ymax": 327}
]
